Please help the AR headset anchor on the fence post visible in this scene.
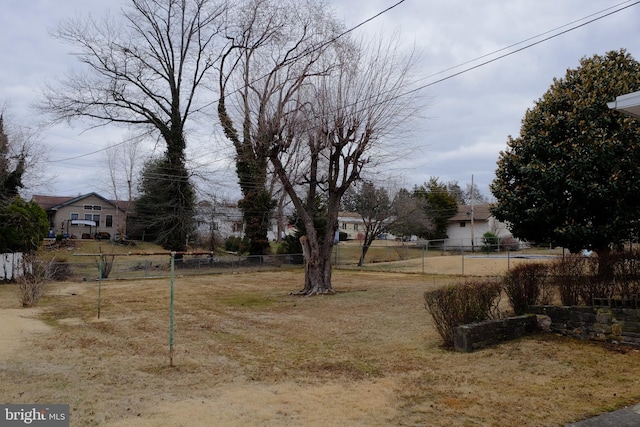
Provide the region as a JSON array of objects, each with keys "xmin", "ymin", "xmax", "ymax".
[
  {"xmin": 169, "ymin": 252, "xmax": 175, "ymax": 368},
  {"xmin": 97, "ymin": 255, "xmax": 103, "ymax": 319}
]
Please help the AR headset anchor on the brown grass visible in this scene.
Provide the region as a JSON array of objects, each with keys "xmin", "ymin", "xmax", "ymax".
[{"xmin": 1, "ymin": 265, "xmax": 639, "ymax": 426}]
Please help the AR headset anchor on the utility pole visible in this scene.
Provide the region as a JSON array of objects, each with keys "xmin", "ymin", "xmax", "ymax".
[{"xmin": 470, "ymin": 175, "xmax": 475, "ymax": 253}]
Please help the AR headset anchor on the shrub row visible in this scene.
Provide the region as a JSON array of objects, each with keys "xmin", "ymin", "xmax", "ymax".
[{"xmin": 425, "ymin": 250, "xmax": 640, "ymax": 347}]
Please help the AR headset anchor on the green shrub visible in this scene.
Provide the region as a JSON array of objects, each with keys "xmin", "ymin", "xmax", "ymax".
[
  {"xmin": 503, "ymin": 263, "xmax": 549, "ymax": 314},
  {"xmin": 424, "ymin": 279, "xmax": 502, "ymax": 348},
  {"xmin": 481, "ymin": 232, "xmax": 499, "ymax": 252},
  {"xmin": 224, "ymin": 236, "xmax": 250, "ymax": 254}
]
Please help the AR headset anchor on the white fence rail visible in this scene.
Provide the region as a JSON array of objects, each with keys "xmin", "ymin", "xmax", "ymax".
[{"xmin": 1, "ymin": 252, "xmax": 24, "ymax": 281}]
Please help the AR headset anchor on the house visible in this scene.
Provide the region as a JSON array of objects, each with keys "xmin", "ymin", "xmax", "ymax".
[
  {"xmin": 337, "ymin": 211, "xmax": 365, "ymax": 240},
  {"xmin": 32, "ymin": 193, "xmax": 128, "ymax": 240},
  {"xmin": 444, "ymin": 203, "xmax": 519, "ymax": 250},
  {"xmin": 193, "ymin": 200, "xmax": 245, "ymax": 242},
  {"xmin": 607, "ymin": 90, "xmax": 640, "ymax": 118}
]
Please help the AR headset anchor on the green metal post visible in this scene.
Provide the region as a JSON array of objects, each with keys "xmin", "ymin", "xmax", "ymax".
[
  {"xmin": 169, "ymin": 252, "xmax": 175, "ymax": 367},
  {"xmin": 98, "ymin": 255, "xmax": 103, "ymax": 319}
]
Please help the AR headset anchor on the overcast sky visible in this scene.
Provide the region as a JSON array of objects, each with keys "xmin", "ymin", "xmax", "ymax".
[{"xmin": 2, "ymin": 0, "xmax": 640, "ymax": 202}]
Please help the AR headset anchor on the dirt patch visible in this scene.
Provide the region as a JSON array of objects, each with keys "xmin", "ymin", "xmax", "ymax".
[
  {"xmin": 107, "ymin": 379, "xmax": 398, "ymax": 427},
  {"xmin": 0, "ymin": 308, "xmax": 52, "ymax": 358}
]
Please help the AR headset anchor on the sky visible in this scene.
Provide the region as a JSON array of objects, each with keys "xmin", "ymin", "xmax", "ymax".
[{"xmin": 2, "ymin": 0, "xmax": 640, "ymax": 203}]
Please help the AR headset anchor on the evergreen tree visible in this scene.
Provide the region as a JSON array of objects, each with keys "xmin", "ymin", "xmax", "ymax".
[
  {"xmin": 492, "ymin": 50, "xmax": 640, "ymax": 256},
  {"xmin": 135, "ymin": 156, "xmax": 196, "ymax": 252}
]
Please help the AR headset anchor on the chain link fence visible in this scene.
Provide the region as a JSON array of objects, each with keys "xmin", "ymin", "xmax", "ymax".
[
  {"xmin": 42, "ymin": 238, "xmax": 564, "ymax": 281},
  {"xmin": 50, "ymin": 253, "xmax": 303, "ymax": 281}
]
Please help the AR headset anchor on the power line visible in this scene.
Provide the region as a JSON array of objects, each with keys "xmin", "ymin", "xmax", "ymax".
[
  {"xmin": 404, "ymin": 0, "xmax": 640, "ymax": 94},
  {"xmin": 415, "ymin": 0, "xmax": 637, "ymax": 83},
  {"xmin": 44, "ymin": 0, "xmax": 639, "ymax": 174}
]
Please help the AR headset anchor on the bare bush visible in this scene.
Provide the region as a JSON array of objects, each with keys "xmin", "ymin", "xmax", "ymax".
[
  {"xmin": 97, "ymin": 254, "xmax": 115, "ymax": 279},
  {"xmin": 548, "ymin": 254, "xmax": 585, "ymax": 306},
  {"xmin": 394, "ymin": 244, "xmax": 410, "ymax": 260},
  {"xmin": 424, "ymin": 279, "xmax": 502, "ymax": 348},
  {"xmin": 48, "ymin": 257, "xmax": 72, "ymax": 281},
  {"xmin": 611, "ymin": 251, "xmax": 640, "ymax": 299},
  {"xmin": 16, "ymin": 255, "xmax": 55, "ymax": 307},
  {"xmin": 502, "ymin": 263, "xmax": 549, "ymax": 314},
  {"xmin": 577, "ymin": 255, "xmax": 615, "ymax": 304}
]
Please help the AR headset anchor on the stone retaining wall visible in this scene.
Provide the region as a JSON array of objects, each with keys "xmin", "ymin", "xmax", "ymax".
[
  {"xmin": 454, "ymin": 314, "xmax": 537, "ymax": 352},
  {"xmin": 529, "ymin": 305, "xmax": 640, "ymax": 347}
]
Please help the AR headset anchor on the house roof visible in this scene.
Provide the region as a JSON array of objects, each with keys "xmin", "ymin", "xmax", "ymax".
[
  {"xmin": 338, "ymin": 211, "xmax": 363, "ymax": 222},
  {"xmin": 32, "ymin": 192, "xmax": 129, "ymax": 212},
  {"xmin": 31, "ymin": 195, "xmax": 73, "ymax": 211},
  {"xmin": 448, "ymin": 203, "xmax": 493, "ymax": 222},
  {"xmin": 607, "ymin": 90, "xmax": 640, "ymax": 119}
]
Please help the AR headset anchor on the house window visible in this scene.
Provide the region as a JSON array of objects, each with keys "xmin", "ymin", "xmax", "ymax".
[
  {"xmin": 460, "ymin": 222, "xmax": 466, "ymax": 227},
  {"xmin": 106, "ymin": 215, "xmax": 113, "ymax": 228},
  {"xmin": 93, "ymin": 214, "xmax": 100, "ymax": 227},
  {"xmin": 354, "ymin": 224, "xmax": 359, "ymax": 231},
  {"xmin": 341, "ymin": 223, "xmax": 347, "ymax": 230},
  {"xmin": 71, "ymin": 213, "xmax": 79, "ymax": 220},
  {"xmin": 84, "ymin": 213, "xmax": 92, "ymax": 221},
  {"xmin": 93, "ymin": 205, "xmax": 102, "ymax": 211},
  {"xmin": 84, "ymin": 205, "xmax": 93, "ymax": 210}
]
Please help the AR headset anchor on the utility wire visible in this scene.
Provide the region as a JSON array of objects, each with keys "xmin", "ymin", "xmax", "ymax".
[
  {"xmin": 404, "ymin": 0, "xmax": 640, "ymax": 94},
  {"xmin": 47, "ymin": 1, "xmax": 407, "ymax": 165},
  {"xmin": 416, "ymin": 0, "xmax": 637, "ymax": 82},
  {"xmin": 46, "ymin": 0, "xmax": 638, "ymax": 165}
]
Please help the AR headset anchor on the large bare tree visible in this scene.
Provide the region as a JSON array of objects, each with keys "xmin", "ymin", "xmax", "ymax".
[
  {"xmin": 39, "ymin": 0, "xmax": 226, "ymax": 251},
  {"xmin": 217, "ymin": 0, "xmax": 340, "ymax": 256},
  {"xmin": 269, "ymin": 34, "xmax": 421, "ymax": 294}
]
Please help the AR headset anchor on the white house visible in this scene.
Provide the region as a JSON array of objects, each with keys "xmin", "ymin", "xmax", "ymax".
[
  {"xmin": 444, "ymin": 203, "xmax": 518, "ymax": 250},
  {"xmin": 337, "ymin": 211, "xmax": 365, "ymax": 240},
  {"xmin": 193, "ymin": 200, "xmax": 292, "ymax": 243}
]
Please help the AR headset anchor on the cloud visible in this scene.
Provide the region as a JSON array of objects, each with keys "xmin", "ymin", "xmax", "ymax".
[{"xmin": 3, "ymin": 0, "xmax": 640, "ymax": 200}]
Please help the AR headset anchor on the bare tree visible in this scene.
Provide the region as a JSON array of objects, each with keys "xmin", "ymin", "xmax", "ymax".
[
  {"xmin": 105, "ymin": 133, "xmax": 144, "ymax": 239},
  {"xmin": 0, "ymin": 109, "xmax": 49, "ymax": 199},
  {"xmin": 217, "ymin": 0, "xmax": 341, "ymax": 256},
  {"xmin": 39, "ymin": 0, "xmax": 227, "ymax": 250},
  {"xmin": 388, "ymin": 188, "xmax": 432, "ymax": 239},
  {"xmin": 342, "ymin": 181, "xmax": 392, "ymax": 266},
  {"xmin": 269, "ymin": 34, "xmax": 421, "ymax": 294}
]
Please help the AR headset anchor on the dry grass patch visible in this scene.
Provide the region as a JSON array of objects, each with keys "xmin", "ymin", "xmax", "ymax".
[{"xmin": 0, "ymin": 270, "xmax": 639, "ymax": 426}]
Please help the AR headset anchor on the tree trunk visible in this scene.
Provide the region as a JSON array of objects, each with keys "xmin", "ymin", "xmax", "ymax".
[
  {"xmin": 357, "ymin": 229, "xmax": 378, "ymax": 267},
  {"xmin": 358, "ymin": 244, "xmax": 371, "ymax": 267},
  {"xmin": 294, "ymin": 235, "xmax": 334, "ymax": 295},
  {"xmin": 594, "ymin": 246, "xmax": 614, "ymax": 281}
]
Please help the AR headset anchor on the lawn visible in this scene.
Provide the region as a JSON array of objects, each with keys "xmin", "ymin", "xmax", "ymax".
[{"xmin": 1, "ymin": 253, "xmax": 639, "ymax": 426}]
